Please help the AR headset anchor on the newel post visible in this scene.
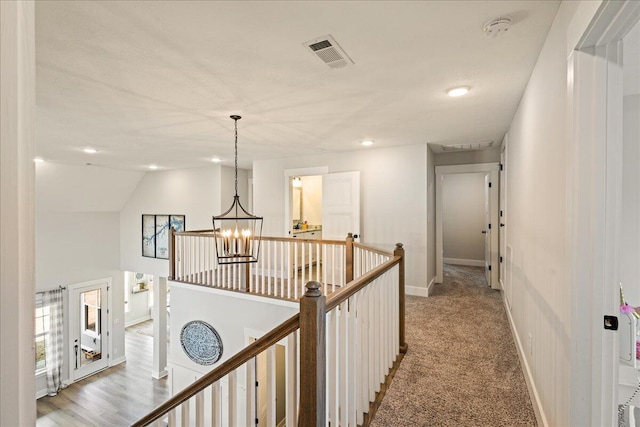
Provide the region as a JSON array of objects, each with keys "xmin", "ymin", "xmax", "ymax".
[
  {"xmin": 394, "ymin": 243, "xmax": 408, "ymax": 354},
  {"xmin": 346, "ymin": 233, "xmax": 354, "ymax": 283},
  {"xmin": 168, "ymin": 227, "xmax": 176, "ymax": 280},
  {"xmin": 299, "ymin": 281, "xmax": 326, "ymax": 426}
]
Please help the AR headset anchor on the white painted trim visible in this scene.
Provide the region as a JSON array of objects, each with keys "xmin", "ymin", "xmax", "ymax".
[
  {"xmin": 567, "ymin": 3, "xmax": 640, "ymax": 419},
  {"xmin": 502, "ymin": 292, "xmax": 548, "ymax": 427},
  {"xmin": 67, "ymin": 277, "xmax": 112, "ymax": 382},
  {"xmin": 427, "ymin": 276, "xmax": 436, "ymax": 296},
  {"xmin": 110, "ymin": 355, "xmax": 126, "ymax": 366},
  {"xmin": 405, "ymin": 285, "xmax": 428, "ymax": 297},
  {"xmin": 152, "ymin": 369, "xmax": 169, "ymax": 379},
  {"xmin": 125, "ymin": 314, "xmax": 152, "ymax": 328},
  {"xmin": 35, "ymin": 388, "xmax": 47, "ymax": 400},
  {"xmin": 435, "ymin": 163, "xmax": 500, "ymax": 289},
  {"xmin": 443, "ymin": 258, "xmax": 484, "ymax": 267}
]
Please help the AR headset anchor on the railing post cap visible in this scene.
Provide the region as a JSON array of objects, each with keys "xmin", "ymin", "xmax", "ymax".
[
  {"xmin": 304, "ymin": 281, "xmax": 322, "ymax": 297},
  {"xmin": 395, "ymin": 243, "xmax": 404, "ymax": 250},
  {"xmin": 347, "ymin": 232, "xmax": 353, "ymax": 238}
]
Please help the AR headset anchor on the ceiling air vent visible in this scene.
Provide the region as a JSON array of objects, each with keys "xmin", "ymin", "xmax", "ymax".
[
  {"xmin": 441, "ymin": 141, "xmax": 494, "ymax": 152},
  {"xmin": 303, "ymin": 35, "xmax": 354, "ymax": 69}
]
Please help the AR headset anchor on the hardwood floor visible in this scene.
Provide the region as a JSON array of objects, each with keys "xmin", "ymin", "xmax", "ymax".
[{"xmin": 36, "ymin": 326, "xmax": 170, "ymax": 426}]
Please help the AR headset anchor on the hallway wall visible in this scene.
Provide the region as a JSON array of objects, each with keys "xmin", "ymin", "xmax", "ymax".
[
  {"xmin": 503, "ymin": 1, "xmax": 601, "ymax": 425},
  {"xmin": 253, "ymin": 144, "xmax": 429, "ymax": 295}
]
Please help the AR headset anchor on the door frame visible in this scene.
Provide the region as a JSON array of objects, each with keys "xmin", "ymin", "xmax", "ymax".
[
  {"xmin": 67, "ymin": 277, "xmax": 112, "ymax": 382},
  {"xmin": 568, "ymin": 1, "xmax": 640, "ymax": 425},
  {"xmin": 435, "ymin": 162, "xmax": 500, "ymax": 288},
  {"xmin": 283, "ymin": 167, "xmax": 329, "ymax": 236},
  {"xmin": 499, "ymin": 136, "xmax": 508, "ymax": 297}
]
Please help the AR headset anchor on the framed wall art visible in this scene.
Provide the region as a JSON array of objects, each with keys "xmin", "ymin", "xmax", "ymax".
[{"xmin": 142, "ymin": 214, "xmax": 186, "ymax": 259}]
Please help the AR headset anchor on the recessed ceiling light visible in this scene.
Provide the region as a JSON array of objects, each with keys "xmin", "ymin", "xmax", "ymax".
[
  {"xmin": 149, "ymin": 164, "xmax": 158, "ymax": 170},
  {"xmin": 83, "ymin": 148, "xmax": 98, "ymax": 154},
  {"xmin": 361, "ymin": 140, "xmax": 374, "ymax": 146},
  {"xmin": 33, "ymin": 157, "xmax": 44, "ymax": 163},
  {"xmin": 447, "ymin": 86, "xmax": 470, "ymax": 97},
  {"xmin": 211, "ymin": 157, "xmax": 221, "ymax": 163}
]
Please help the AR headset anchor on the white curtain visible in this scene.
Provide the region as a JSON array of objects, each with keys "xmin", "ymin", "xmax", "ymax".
[{"xmin": 43, "ymin": 289, "xmax": 64, "ymax": 396}]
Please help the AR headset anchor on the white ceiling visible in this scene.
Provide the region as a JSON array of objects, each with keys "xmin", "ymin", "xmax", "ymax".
[{"xmin": 35, "ymin": 1, "xmax": 560, "ymax": 170}]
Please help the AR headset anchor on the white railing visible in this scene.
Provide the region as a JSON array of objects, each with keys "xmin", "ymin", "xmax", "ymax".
[
  {"xmin": 170, "ymin": 232, "xmax": 389, "ymax": 301},
  {"xmin": 134, "ymin": 242, "xmax": 406, "ymax": 427}
]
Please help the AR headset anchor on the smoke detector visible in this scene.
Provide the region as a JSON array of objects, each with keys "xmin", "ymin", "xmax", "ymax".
[
  {"xmin": 483, "ymin": 17, "xmax": 512, "ymax": 38},
  {"xmin": 303, "ymin": 35, "xmax": 354, "ymax": 69}
]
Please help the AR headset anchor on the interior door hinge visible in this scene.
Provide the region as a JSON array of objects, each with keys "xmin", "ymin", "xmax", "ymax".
[
  {"xmin": 500, "ymin": 163, "xmax": 504, "ymax": 171},
  {"xmin": 488, "ymin": 223, "xmax": 492, "ymax": 230},
  {"xmin": 500, "ymin": 210, "xmax": 503, "ymax": 217},
  {"xmin": 255, "ymin": 381, "xmax": 259, "ymax": 387},
  {"xmin": 488, "ymin": 265, "xmax": 492, "ymax": 271},
  {"xmin": 488, "ymin": 182, "xmax": 492, "ymax": 188},
  {"xmin": 500, "ymin": 256, "xmax": 503, "ymax": 263}
]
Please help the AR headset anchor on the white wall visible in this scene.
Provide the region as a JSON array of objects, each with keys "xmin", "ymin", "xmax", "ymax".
[
  {"xmin": 503, "ymin": 1, "xmax": 598, "ymax": 425},
  {"xmin": 253, "ymin": 144, "xmax": 428, "ymax": 295},
  {"xmin": 168, "ymin": 282, "xmax": 298, "ymax": 425},
  {"xmin": 442, "ymin": 173, "xmax": 485, "ymax": 263},
  {"xmin": 35, "ymin": 211, "xmax": 126, "ymax": 394},
  {"xmin": 120, "ymin": 166, "xmax": 224, "ymax": 278}
]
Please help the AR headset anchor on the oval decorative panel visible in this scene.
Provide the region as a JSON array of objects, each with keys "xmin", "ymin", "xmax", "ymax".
[{"xmin": 179, "ymin": 320, "xmax": 223, "ymax": 365}]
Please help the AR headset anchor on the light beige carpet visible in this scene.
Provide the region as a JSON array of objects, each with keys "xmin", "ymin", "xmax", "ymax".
[{"xmin": 371, "ymin": 264, "xmax": 537, "ymax": 427}]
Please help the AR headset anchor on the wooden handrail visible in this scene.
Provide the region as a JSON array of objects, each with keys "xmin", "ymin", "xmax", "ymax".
[
  {"xmin": 131, "ymin": 313, "xmax": 300, "ymax": 427},
  {"xmin": 134, "ymin": 238, "xmax": 405, "ymax": 427},
  {"xmin": 326, "ymin": 255, "xmax": 401, "ymax": 312},
  {"xmin": 353, "ymin": 242, "xmax": 394, "ymax": 257}
]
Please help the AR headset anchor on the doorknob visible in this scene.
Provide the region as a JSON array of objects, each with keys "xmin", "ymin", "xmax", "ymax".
[
  {"xmin": 481, "ymin": 230, "xmax": 487, "ymax": 234},
  {"xmin": 500, "ymin": 223, "xmax": 505, "ymax": 227}
]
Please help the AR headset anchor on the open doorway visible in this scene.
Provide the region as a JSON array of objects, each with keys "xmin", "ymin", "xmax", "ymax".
[
  {"xmin": 255, "ymin": 343, "xmax": 287, "ymax": 427},
  {"xmin": 435, "ymin": 163, "xmax": 500, "ymax": 289}
]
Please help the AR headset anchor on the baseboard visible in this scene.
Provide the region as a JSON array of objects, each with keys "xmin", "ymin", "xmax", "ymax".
[
  {"xmin": 406, "ymin": 285, "xmax": 428, "ymax": 297},
  {"xmin": 426, "ymin": 276, "xmax": 436, "ymax": 296},
  {"xmin": 110, "ymin": 355, "xmax": 126, "ymax": 367},
  {"xmin": 152, "ymin": 369, "xmax": 169, "ymax": 379},
  {"xmin": 443, "ymin": 258, "xmax": 484, "ymax": 267},
  {"xmin": 36, "ymin": 387, "xmax": 48, "ymax": 399},
  {"xmin": 503, "ymin": 293, "xmax": 548, "ymax": 427},
  {"xmin": 125, "ymin": 315, "xmax": 152, "ymax": 328}
]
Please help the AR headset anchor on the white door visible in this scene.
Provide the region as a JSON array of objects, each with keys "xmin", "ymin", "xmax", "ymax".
[
  {"xmin": 69, "ymin": 279, "xmax": 109, "ymax": 381},
  {"xmin": 484, "ymin": 174, "xmax": 491, "ymax": 286},
  {"xmin": 322, "ymin": 171, "xmax": 360, "ymax": 240}
]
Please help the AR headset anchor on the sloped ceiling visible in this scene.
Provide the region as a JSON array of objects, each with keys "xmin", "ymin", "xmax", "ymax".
[{"xmin": 35, "ymin": 1, "xmax": 560, "ymax": 171}]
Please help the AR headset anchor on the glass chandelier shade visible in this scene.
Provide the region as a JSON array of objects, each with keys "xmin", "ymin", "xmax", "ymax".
[{"xmin": 212, "ymin": 115, "xmax": 263, "ymax": 264}]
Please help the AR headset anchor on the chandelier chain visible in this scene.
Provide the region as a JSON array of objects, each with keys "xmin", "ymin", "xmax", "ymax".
[{"xmin": 234, "ymin": 116, "xmax": 238, "ymax": 197}]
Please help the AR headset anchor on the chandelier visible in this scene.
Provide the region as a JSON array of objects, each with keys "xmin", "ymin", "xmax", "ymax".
[{"xmin": 212, "ymin": 115, "xmax": 263, "ymax": 264}]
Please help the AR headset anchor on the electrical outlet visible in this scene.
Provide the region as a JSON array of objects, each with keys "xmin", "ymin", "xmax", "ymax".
[{"xmin": 528, "ymin": 333, "xmax": 533, "ymax": 356}]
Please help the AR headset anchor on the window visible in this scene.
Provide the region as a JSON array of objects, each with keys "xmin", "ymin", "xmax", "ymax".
[
  {"xmin": 81, "ymin": 289, "xmax": 101, "ymax": 337},
  {"xmin": 35, "ymin": 300, "xmax": 50, "ymax": 373}
]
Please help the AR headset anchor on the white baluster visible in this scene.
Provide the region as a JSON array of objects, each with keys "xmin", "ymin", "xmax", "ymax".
[
  {"xmin": 327, "ymin": 310, "xmax": 338, "ymax": 426},
  {"xmin": 228, "ymin": 371, "xmax": 237, "ymax": 427},
  {"xmin": 211, "ymin": 380, "xmax": 221, "ymax": 427},
  {"xmin": 246, "ymin": 359, "xmax": 256, "ymax": 427},
  {"xmin": 168, "ymin": 408, "xmax": 176, "ymax": 427},
  {"xmin": 181, "ymin": 399, "xmax": 189, "ymax": 427},
  {"xmin": 339, "ymin": 302, "xmax": 348, "ymax": 427},
  {"xmin": 195, "ymin": 390, "xmax": 204, "ymax": 426},
  {"xmin": 266, "ymin": 346, "xmax": 276, "ymax": 427},
  {"xmin": 348, "ymin": 295, "xmax": 357, "ymax": 425},
  {"xmin": 286, "ymin": 332, "xmax": 298, "ymax": 427}
]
